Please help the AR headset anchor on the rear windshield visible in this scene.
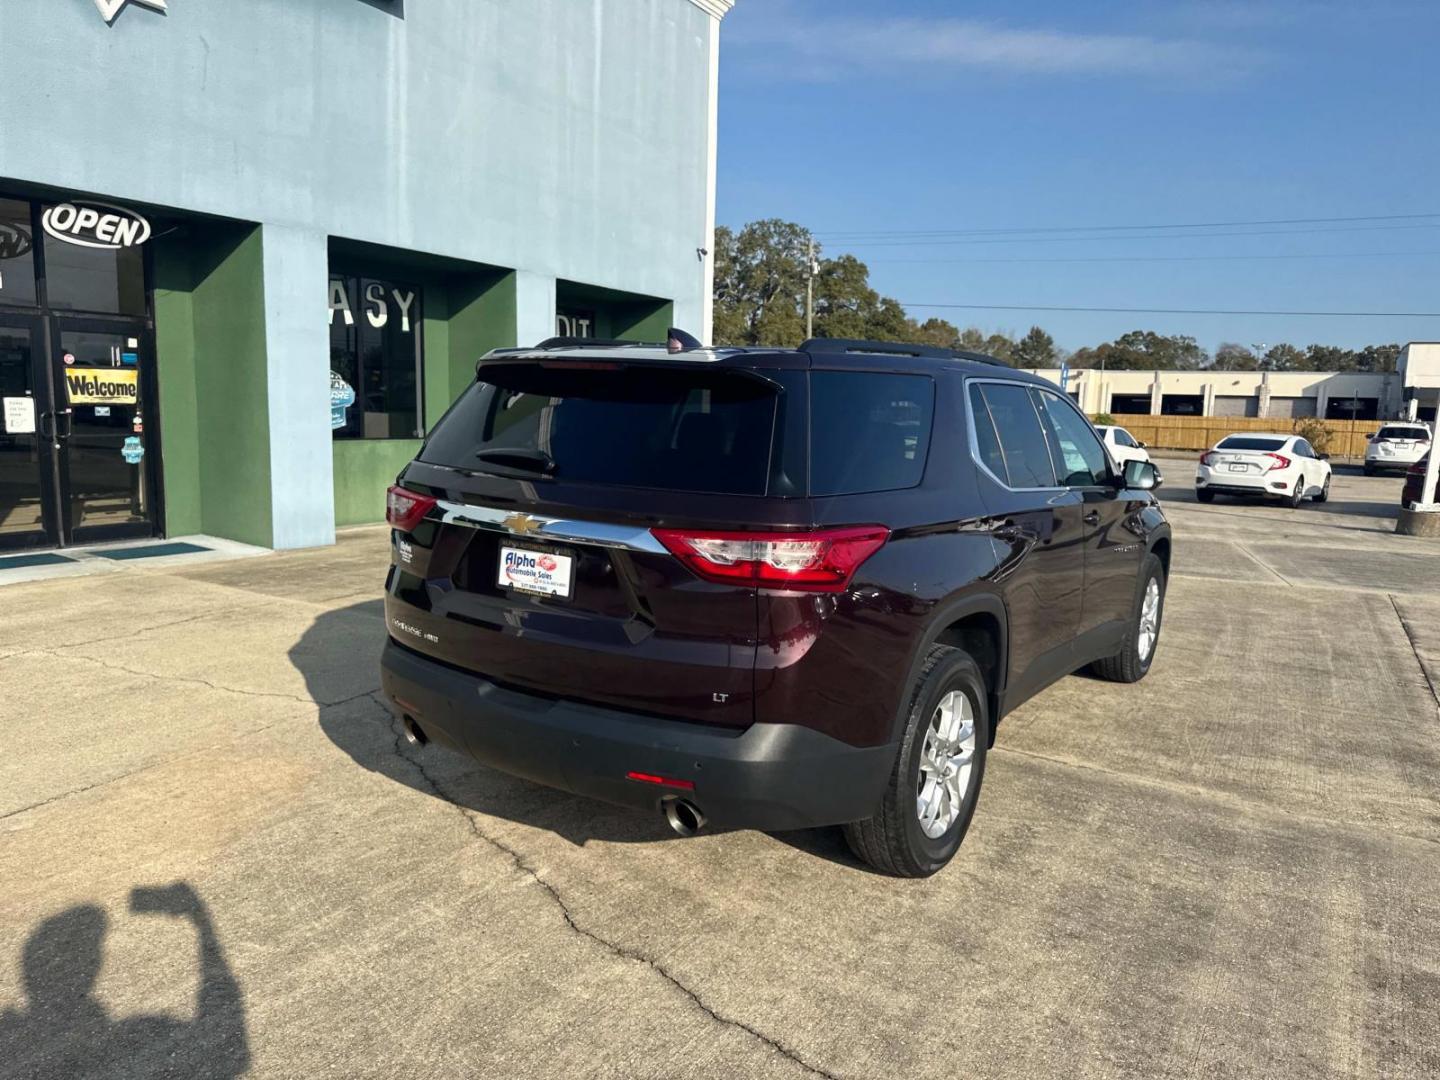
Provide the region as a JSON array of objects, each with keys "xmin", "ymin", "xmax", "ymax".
[
  {"xmin": 420, "ymin": 363, "xmax": 780, "ymax": 495},
  {"xmin": 420, "ymin": 363, "xmax": 935, "ymax": 497},
  {"xmin": 1217, "ymin": 436, "xmax": 1286, "ymax": 451},
  {"xmin": 1377, "ymin": 426, "xmax": 1429, "ymax": 440}
]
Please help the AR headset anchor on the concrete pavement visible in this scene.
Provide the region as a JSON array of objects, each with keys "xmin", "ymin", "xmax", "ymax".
[{"xmin": 2, "ymin": 470, "xmax": 1438, "ymax": 1079}]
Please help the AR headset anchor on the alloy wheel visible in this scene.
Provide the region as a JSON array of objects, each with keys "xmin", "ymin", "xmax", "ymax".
[
  {"xmin": 916, "ymin": 690, "xmax": 977, "ymax": 839},
  {"xmin": 1137, "ymin": 577, "xmax": 1161, "ymax": 662}
]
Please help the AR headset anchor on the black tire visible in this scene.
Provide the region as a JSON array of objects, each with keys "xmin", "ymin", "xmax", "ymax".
[
  {"xmin": 1363, "ymin": 464, "xmax": 1375, "ymax": 477},
  {"xmin": 1290, "ymin": 477, "xmax": 1305, "ymax": 508},
  {"xmin": 1316, "ymin": 473, "xmax": 1331, "ymax": 503},
  {"xmin": 1090, "ymin": 553, "xmax": 1166, "ymax": 684},
  {"xmin": 1196, "ymin": 488, "xmax": 1215, "ymax": 503},
  {"xmin": 843, "ymin": 645, "xmax": 989, "ymax": 878}
]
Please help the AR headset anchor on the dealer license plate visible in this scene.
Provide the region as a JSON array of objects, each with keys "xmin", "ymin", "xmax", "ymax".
[
  {"xmin": 1228, "ymin": 463, "xmax": 1249, "ymax": 473},
  {"xmin": 498, "ymin": 545, "xmax": 574, "ymax": 598}
]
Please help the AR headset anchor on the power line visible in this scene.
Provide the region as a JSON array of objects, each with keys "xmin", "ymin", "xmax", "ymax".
[
  {"xmin": 814, "ymin": 211, "xmax": 1440, "ymax": 240},
  {"xmin": 829, "ymin": 223, "xmax": 1440, "ymax": 248},
  {"xmin": 867, "ymin": 250, "xmax": 1440, "ymax": 266},
  {"xmin": 899, "ymin": 302, "xmax": 1440, "ymax": 318}
]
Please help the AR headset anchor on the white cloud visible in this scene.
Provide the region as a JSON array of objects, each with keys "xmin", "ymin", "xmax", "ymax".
[{"xmin": 727, "ymin": 7, "xmax": 1267, "ymax": 83}]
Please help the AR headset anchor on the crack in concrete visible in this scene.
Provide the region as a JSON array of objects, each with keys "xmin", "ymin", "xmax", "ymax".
[
  {"xmin": 6, "ymin": 646, "xmax": 380, "ymax": 709},
  {"xmin": 1388, "ymin": 593, "xmax": 1440, "ymax": 710},
  {"xmin": 1233, "ymin": 542, "xmax": 1293, "ymax": 586},
  {"xmin": 382, "ymin": 702, "xmax": 837, "ymax": 1080}
]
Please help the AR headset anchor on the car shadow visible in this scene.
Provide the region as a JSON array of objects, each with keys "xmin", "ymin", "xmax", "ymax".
[
  {"xmin": 0, "ymin": 883, "xmax": 249, "ymax": 1080},
  {"xmin": 295, "ymin": 601, "xmax": 874, "ymax": 870}
]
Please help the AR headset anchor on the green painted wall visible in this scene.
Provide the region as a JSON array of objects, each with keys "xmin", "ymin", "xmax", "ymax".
[
  {"xmin": 333, "ymin": 439, "xmax": 420, "ymax": 526},
  {"xmin": 192, "ymin": 227, "xmax": 273, "ymax": 546},
  {"xmin": 151, "ymin": 223, "xmax": 272, "ymax": 546},
  {"xmin": 151, "ymin": 240, "xmax": 203, "ymax": 537}
]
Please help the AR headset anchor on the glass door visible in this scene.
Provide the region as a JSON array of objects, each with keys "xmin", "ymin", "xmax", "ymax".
[
  {"xmin": 49, "ymin": 319, "xmax": 160, "ymax": 546},
  {"xmin": 0, "ymin": 315, "xmax": 62, "ymax": 552}
]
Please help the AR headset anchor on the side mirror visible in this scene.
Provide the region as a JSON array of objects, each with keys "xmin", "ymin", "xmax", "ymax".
[
  {"xmin": 1365, "ymin": 432, "xmax": 1376, "ymax": 440},
  {"xmin": 1123, "ymin": 459, "xmax": 1162, "ymax": 491},
  {"xmin": 1136, "ymin": 441, "xmax": 1148, "ymax": 449},
  {"xmin": 1318, "ymin": 452, "xmax": 1331, "ymax": 461}
]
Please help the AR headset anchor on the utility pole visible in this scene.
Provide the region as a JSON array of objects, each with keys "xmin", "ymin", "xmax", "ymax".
[{"xmin": 805, "ymin": 240, "xmax": 818, "ymax": 339}]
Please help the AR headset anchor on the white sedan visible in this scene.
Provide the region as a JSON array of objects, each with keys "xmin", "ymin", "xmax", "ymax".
[
  {"xmin": 1094, "ymin": 424, "xmax": 1152, "ymax": 469},
  {"xmin": 1195, "ymin": 433, "xmax": 1332, "ymax": 507}
]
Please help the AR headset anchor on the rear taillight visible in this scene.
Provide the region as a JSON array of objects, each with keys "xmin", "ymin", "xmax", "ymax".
[
  {"xmin": 651, "ymin": 525, "xmax": 889, "ymax": 593},
  {"xmin": 386, "ymin": 485, "xmax": 437, "ymax": 533},
  {"xmin": 1264, "ymin": 453, "xmax": 1291, "ymax": 472},
  {"xmin": 1200, "ymin": 451, "xmax": 1216, "ymax": 466}
]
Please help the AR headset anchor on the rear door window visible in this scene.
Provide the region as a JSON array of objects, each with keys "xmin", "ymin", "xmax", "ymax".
[
  {"xmin": 420, "ymin": 363, "xmax": 779, "ymax": 495},
  {"xmin": 970, "ymin": 382, "xmax": 1058, "ymax": 488},
  {"xmin": 809, "ymin": 371, "xmax": 934, "ymax": 495}
]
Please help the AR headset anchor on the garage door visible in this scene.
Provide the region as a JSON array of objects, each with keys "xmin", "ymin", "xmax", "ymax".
[
  {"xmin": 1214, "ymin": 395, "xmax": 1259, "ymax": 418},
  {"xmin": 1268, "ymin": 396, "xmax": 1317, "ymax": 419}
]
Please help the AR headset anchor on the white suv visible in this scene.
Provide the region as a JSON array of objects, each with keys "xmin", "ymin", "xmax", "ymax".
[
  {"xmin": 1364, "ymin": 422, "xmax": 1431, "ymax": 476},
  {"xmin": 1094, "ymin": 425, "xmax": 1152, "ymax": 469}
]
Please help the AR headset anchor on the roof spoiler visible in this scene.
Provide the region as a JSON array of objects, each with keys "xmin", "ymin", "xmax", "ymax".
[{"xmin": 800, "ymin": 338, "xmax": 1009, "ymax": 367}]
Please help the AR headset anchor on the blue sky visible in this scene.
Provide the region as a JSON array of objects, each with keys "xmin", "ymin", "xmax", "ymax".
[{"xmin": 715, "ymin": 0, "xmax": 1440, "ymax": 354}]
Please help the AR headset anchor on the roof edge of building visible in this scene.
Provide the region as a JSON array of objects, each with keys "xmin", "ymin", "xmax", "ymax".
[{"xmin": 687, "ymin": 0, "xmax": 736, "ymax": 18}]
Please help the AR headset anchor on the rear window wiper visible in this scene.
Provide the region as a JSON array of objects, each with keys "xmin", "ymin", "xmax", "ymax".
[{"xmin": 474, "ymin": 447, "xmax": 557, "ymax": 474}]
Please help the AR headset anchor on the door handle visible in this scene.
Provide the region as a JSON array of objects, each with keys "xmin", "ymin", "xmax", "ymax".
[
  {"xmin": 1083, "ymin": 511, "xmax": 1101, "ymax": 526},
  {"xmin": 39, "ymin": 410, "xmax": 56, "ymax": 441},
  {"xmin": 56, "ymin": 409, "xmax": 73, "ymax": 441}
]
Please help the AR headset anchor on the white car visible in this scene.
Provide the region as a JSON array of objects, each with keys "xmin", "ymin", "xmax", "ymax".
[
  {"xmin": 1363, "ymin": 422, "xmax": 1431, "ymax": 476},
  {"xmin": 1195, "ymin": 433, "xmax": 1332, "ymax": 507},
  {"xmin": 1094, "ymin": 425, "xmax": 1152, "ymax": 469}
]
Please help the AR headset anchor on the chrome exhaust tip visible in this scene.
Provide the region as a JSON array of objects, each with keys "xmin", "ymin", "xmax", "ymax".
[
  {"xmin": 662, "ymin": 798, "xmax": 706, "ymax": 837},
  {"xmin": 401, "ymin": 716, "xmax": 428, "ymax": 747}
]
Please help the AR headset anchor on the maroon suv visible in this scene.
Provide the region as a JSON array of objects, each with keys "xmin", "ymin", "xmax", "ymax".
[{"xmin": 379, "ymin": 336, "xmax": 1172, "ymax": 876}]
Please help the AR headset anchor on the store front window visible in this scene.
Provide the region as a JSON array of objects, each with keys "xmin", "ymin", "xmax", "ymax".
[
  {"xmin": 328, "ymin": 274, "xmax": 423, "ymax": 439},
  {"xmin": 0, "ymin": 198, "xmax": 39, "ymax": 308}
]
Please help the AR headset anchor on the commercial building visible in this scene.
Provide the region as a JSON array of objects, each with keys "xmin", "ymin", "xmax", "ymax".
[
  {"xmin": 0, "ymin": 0, "xmax": 731, "ymax": 554},
  {"xmin": 1025, "ymin": 343, "xmax": 1440, "ymax": 423}
]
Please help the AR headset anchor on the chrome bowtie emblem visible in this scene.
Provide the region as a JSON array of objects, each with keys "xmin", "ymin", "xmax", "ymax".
[
  {"xmin": 502, "ymin": 513, "xmax": 543, "ymax": 537},
  {"xmin": 95, "ymin": 0, "xmax": 168, "ymax": 24}
]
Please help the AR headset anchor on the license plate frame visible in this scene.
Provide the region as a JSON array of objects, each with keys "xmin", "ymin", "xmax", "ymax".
[
  {"xmin": 1227, "ymin": 462, "xmax": 1249, "ymax": 473},
  {"xmin": 497, "ymin": 543, "xmax": 576, "ymax": 600}
]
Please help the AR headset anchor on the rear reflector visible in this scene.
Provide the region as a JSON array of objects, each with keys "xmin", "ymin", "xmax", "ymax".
[
  {"xmin": 386, "ymin": 485, "xmax": 437, "ymax": 533},
  {"xmin": 651, "ymin": 525, "xmax": 889, "ymax": 593},
  {"xmin": 626, "ymin": 771, "xmax": 696, "ymax": 791}
]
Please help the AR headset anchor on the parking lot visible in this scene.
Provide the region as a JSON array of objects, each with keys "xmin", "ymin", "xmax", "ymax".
[{"xmin": 2, "ymin": 457, "xmax": 1438, "ymax": 1079}]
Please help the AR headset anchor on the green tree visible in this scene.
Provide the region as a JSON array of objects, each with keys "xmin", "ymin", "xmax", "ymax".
[
  {"xmin": 1069, "ymin": 330, "xmax": 1207, "ymax": 371},
  {"xmin": 1212, "ymin": 342, "xmax": 1260, "ymax": 370},
  {"xmin": 1354, "ymin": 343, "xmax": 1400, "ymax": 372},
  {"xmin": 1262, "ymin": 343, "xmax": 1305, "ymax": 371},
  {"xmin": 1011, "ymin": 326, "xmax": 1058, "ymax": 368},
  {"xmin": 1304, "ymin": 344, "xmax": 1355, "ymax": 371}
]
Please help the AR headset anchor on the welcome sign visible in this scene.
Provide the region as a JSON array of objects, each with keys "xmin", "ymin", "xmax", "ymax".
[{"xmin": 66, "ymin": 369, "xmax": 139, "ymax": 406}]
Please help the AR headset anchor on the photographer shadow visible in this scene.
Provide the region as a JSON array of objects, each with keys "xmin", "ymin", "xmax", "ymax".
[{"xmin": 0, "ymin": 883, "xmax": 248, "ymax": 1080}]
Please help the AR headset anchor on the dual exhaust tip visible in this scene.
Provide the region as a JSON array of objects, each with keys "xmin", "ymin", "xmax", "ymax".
[
  {"xmin": 662, "ymin": 797, "xmax": 706, "ymax": 837},
  {"xmin": 403, "ymin": 713, "xmax": 707, "ymax": 837}
]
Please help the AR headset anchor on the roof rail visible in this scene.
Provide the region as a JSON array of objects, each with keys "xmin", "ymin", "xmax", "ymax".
[
  {"xmin": 531, "ymin": 336, "xmax": 661, "ymax": 349},
  {"xmin": 800, "ymin": 338, "xmax": 1011, "ymax": 367}
]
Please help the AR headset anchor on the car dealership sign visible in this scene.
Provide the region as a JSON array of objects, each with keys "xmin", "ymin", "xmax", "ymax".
[
  {"xmin": 94, "ymin": 0, "xmax": 168, "ymax": 23},
  {"xmin": 42, "ymin": 202, "xmax": 152, "ymax": 251}
]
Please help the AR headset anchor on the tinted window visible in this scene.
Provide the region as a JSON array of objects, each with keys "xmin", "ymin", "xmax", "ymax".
[
  {"xmin": 810, "ymin": 372, "xmax": 934, "ymax": 495},
  {"xmin": 0, "ymin": 198, "xmax": 37, "ymax": 307},
  {"xmin": 421, "ymin": 364, "xmax": 779, "ymax": 495},
  {"xmin": 1114, "ymin": 428, "xmax": 1137, "ymax": 448},
  {"xmin": 1217, "ymin": 436, "xmax": 1287, "ymax": 451},
  {"xmin": 330, "ymin": 274, "xmax": 423, "ymax": 439},
  {"xmin": 1294, "ymin": 440, "xmax": 1314, "ymax": 458},
  {"xmin": 972, "ymin": 382, "xmax": 1057, "ymax": 488},
  {"xmin": 1035, "ymin": 390, "xmax": 1110, "ymax": 486},
  {"xmin": 42, "ymin": 205, "xmax": 146, "ymax": 316},
  {"xmin": 1377, "ymin": 425, "xmax": 1428, "ymax": 440}
]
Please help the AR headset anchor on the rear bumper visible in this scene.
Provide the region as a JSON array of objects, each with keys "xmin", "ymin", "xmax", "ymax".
[
  {"xmin": 1196, "ymin": 468, "xmax": 1292, "ymax": 495},
  {"xmin": 379, "ymin": 638, "xmax": 896, "ymax": 831}
]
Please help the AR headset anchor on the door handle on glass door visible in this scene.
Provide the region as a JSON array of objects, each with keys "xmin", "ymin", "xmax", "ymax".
[
  {"xmin": 39, "ymin": 411, "xmax": 55, "ymax": 440},
  {"xmin": 56, "ymin": 409, "xmax": 73, "ymax": 441}
]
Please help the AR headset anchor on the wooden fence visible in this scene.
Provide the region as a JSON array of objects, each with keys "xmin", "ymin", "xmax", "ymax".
[{"xmin": 1103, "ymin": 414, "xmax": 1380, "ymax": 458}]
